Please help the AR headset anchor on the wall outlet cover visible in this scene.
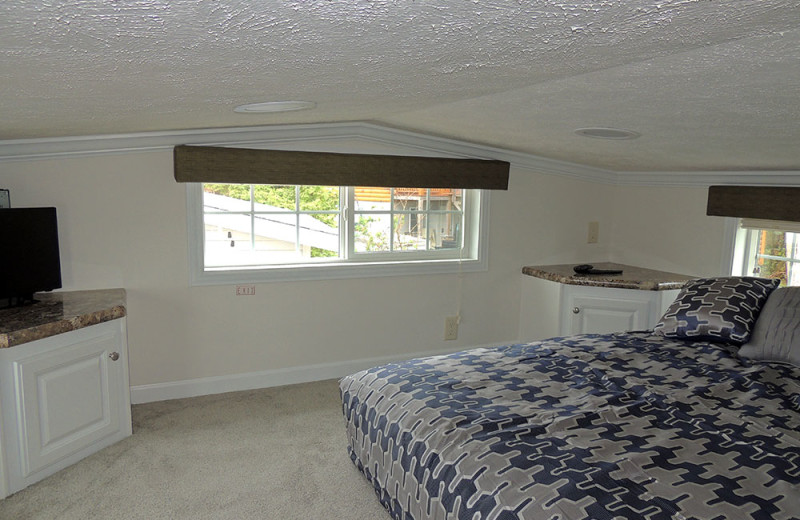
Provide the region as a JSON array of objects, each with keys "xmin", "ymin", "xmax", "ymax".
[{"xmin": 587, "ymin": 221, "xmax": 599, "ymax": 244}]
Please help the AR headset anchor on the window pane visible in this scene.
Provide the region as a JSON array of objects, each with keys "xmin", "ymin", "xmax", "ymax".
[
  {"xmin": 429, "ymin": 213, "xmax": 462, "ymax": 250},
  {"xmin": 393, "ymin": 214, "xmax": 427, "ymax": 251},
  {"xmin": 431, "ymin": 188, "xmax": 462, "ymax": 211},
  {"xmin": 438, "ymin": 221, "xmax": 462, "ymax": 250},
  {"xmin": 300, "ymin": 213, "xmax": 340, "ymax": 258},
  {"xmin": 393, "ymin": 188, "xmax": 427, "ymax": 211},
  {"xmin": 204, "ymin": 183, "xmax": 250, "ymax": 205},
  {"xmin": 754, "ymin": 229, "xmax": 800, "ymax": 286},
  {"xmin": 355, "ymin": 214, "xmax": 390, "ymax": 252},
  {"xmin": 253, "ymin": 212, "xmax": 297, "ymax": 253},
  {"xmin": 253, "ymin": 185, "xmax": 296, "ymax": 211},
  {"xmin": 204, "ymin": 213, "xmax": 254, "ymax": 267},
  {"xmin": 355, "ymin": 187, "xmax": 391, "ymax": 211},
  {"xmin": 299, "ymin": 186, "xmax": 339, "ymax": 212}
]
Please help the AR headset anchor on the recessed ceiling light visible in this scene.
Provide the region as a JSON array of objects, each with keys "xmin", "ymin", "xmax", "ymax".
[
  {"xmin": 233, "ymin": 101, "xmax": 316, "ymax": 113},
  {"xmin": 574, "ymin": 127, "xmax": 640, "ymax": 140}
]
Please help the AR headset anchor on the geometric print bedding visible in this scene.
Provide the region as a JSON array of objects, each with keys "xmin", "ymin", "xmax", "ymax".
[{"xmin": 340, "ymin": 332, "xmax": 800, "ymax": 520}]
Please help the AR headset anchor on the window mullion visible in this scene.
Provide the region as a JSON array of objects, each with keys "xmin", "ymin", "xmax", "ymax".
[
  {"xmin": 250, "ymin": 185, "xmax": 255, "ymax": 251},
  {"xmin": 295, "ymin": 186, "xmax": 301, "ymax": 255},
  {"xmin": 459, "ymin": 191, "xmax": 464, "ymax": 250},
  {"xmin": 425, "ymin": 189, "xmax": 431, "ymax": 250},
  {"xmin": 345, "ymin": 187, "xmax": 354, "ymax": 259},
  {"xmin": 389, "ymin": 188, "xmax": 395, "ymax": 252}
]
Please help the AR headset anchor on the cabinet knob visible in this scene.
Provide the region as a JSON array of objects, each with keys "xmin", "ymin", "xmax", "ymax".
[
  {"xmin": 572, "ymin": 307, "xmax": 581, "ymax": 314},
  {"xmin": 109, "ymin": 352, "xmax": 120, "ymax": 361}
]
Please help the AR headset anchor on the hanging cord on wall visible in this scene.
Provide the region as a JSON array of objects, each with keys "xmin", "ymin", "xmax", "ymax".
[{"xmin": 455, "ymin": 242, "xmax": 464, "ymax": 325}]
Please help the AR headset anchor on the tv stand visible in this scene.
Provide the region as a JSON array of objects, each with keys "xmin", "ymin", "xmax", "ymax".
[{"xmin": 0, "ymin": 289, "xmax": 130, "ymax": 499}]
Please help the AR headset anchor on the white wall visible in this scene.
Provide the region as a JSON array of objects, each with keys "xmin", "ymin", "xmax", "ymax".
[
  {"xmin": 0, "ymin": 143, "xmax": 737, "ymax": 401},
  {"xmin": 0, "ymin": 149, "xmax": 615, "ymax": 399},
  {"xmin": 608, "ymin": 184, "xmax": 728, "ymax": 277}
]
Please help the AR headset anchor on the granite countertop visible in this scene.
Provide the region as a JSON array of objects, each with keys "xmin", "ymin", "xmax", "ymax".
[
  {"xmin": 0, "ymin": 289, "xmax": 126, "ymax": 348},
  {"xmin": 522, "ymin": 263, "xmax": 695, "ymax": 291}
]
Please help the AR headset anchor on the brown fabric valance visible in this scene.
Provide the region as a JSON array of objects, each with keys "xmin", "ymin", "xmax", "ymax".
[
  {"xmin": 173, "ymin": 145, "xmax": 510, "ymax": 190},
  {"xmin": 707, "ymin": 186, "xmax": 800, "ymax": 222}
]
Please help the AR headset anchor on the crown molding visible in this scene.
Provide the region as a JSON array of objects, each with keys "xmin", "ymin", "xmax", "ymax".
[
  {"xmin": 0, "ymin": 122, "xmax": 616, "ymax": 184},
  {"xmin": 345, "ymin": 124, "xmax": 618, "ymax": 185},
  {"xmin": 0, "ymin": 121, "xmax": 798, "ymax": 187},
  {"xmin": 614, "ymin": 169, "xmax": 800, "ymax": 187}
]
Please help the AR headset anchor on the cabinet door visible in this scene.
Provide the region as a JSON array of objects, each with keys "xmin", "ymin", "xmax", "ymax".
[
  {"xmin": 561, "ymin": 286, "xmax": 653, "ymax": 336},
  {"xmin": 12, "ymin": 324, "xmax": 125, "ymax": 478}
]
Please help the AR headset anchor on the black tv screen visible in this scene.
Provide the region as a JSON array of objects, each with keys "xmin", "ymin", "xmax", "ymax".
[{"xmin": 0, "ymin": 207, "xmax": 62, "ymax": 308}]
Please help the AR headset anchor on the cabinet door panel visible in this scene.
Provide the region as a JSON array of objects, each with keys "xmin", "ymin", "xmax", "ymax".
[
  {"xmin": 561, "ymin": 285, "xmax": 654, "ymax": 336},
  {"xmin": 14, "ymin": 331, "xmax": 121, "ymax": 477},
  {"xmin": 569, "ymin": 298, "xmax": 646, "ymax": 335}
]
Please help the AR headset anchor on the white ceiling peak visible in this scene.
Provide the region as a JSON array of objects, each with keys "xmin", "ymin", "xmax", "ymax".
[{"xmin": 1, "ymin": 1, "xmax": 799, "ymax": 172}]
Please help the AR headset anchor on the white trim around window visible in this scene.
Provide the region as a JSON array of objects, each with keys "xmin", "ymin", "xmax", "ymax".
[
  {"xmin": 720, "ymin": 217, "xmax": 739, "ymax": 276},
  {"xmin": 185, "ymin": 183, "xmax": 490, "ymax": 285}
]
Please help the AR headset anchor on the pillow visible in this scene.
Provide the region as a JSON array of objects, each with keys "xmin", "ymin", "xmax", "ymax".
[
  {"xmin": 654, "ymin": 276, "xmax": 780, "ymax": 345},
  {"xmin": 738, "ymin": 286, "xmax": 800, "ymax": 366}
]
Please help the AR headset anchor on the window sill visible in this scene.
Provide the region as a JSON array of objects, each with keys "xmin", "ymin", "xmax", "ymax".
[{"xmin": 189, "ymin": 257, "xmax": 488, "ymax": 286}]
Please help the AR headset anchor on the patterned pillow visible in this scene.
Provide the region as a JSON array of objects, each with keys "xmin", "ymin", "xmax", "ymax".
[
  {"xmin": 654, "ymin": 276, "xmax": 780, "ymax": 345},
  {"xmin": 738, "ymin": 287, "xmax": 800, "ymax": 367}
]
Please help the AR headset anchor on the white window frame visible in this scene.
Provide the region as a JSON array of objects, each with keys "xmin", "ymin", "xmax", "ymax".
[{"xmin": 186, "ymin": 183, "xmax": 490, "ymax": 285}]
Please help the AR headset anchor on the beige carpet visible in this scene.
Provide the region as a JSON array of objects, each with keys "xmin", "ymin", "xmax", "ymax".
[{"xmin": 0, "ymin": 379, "xmax": 390, "ymax": 519}]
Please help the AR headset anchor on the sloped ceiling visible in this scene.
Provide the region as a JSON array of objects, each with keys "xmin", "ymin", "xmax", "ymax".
[{"xmin": 1, "ymin": 0, "xmax": 799, "ymax": 172}]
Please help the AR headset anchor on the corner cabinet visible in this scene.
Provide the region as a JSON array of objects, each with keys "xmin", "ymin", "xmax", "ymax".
[
  {"xmin": 0, "ymin": 318, "xmax": 132, "ymax": 499},
  {"xmin": 519, "ymin": 263, "xmax": 692, "ymax": 342}
]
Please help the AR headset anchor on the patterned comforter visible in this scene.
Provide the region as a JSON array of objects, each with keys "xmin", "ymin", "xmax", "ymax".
[{"xmin": 340, "ymin": 333, "xmax": 800, "ymax": 520}]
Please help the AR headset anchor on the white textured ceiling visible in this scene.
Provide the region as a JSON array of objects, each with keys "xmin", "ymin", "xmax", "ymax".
[{"xmin": 1, "ymin": 0, "xmax": 799, "ymax": 172}]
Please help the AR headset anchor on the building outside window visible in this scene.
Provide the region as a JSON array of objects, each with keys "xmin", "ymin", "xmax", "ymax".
[{"xmin": 351, "ymin": 187, "xmax": 463, "ymax": 254}]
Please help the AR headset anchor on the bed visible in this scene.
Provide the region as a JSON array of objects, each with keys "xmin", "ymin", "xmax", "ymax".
[{"xmin": 340, "ymin": 277, "xmax": 800, "ymax": 519}]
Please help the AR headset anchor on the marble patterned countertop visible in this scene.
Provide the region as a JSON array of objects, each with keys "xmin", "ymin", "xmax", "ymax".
[
  {"xmin": 0, "ymin": 289, "xmax": 126, "ymax": 348},
  {"xmin": 522, "ymin": 262, "xmax": 696, "ymax": 291}
]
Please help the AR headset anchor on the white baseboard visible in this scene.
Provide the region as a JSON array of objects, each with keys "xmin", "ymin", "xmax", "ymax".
[{"xmin": 130, "ymin": 342, "xmax": 507, "ymax": 404}]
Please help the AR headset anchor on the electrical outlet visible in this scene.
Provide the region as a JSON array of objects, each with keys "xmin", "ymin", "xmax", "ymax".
[
  {"xmin": 587, "ymin": 221, "xmax": 599, "ymax": 244},
  {"xmin": 235, "ymin": 285, "xmax": 256, "ymax": 296},
  {"xmin": 444, "ymin": 316, "xmax": 459, "ymax": 341}
]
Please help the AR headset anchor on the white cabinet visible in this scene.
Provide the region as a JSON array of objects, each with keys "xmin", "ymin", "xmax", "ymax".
[
  {"xmin": 519, "ymin": 276, "xmax": 679, "ymax": 341},
  {"xmin": 0, "ymin": 319, "xmax": 131, "ymax": 498},
  {"xmin": 560, "ymin": 285, "xmax": 677, "ymax": 336}
]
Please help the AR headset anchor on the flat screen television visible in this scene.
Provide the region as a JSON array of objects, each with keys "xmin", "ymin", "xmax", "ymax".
[{"xmin": 0, "ymin": 207, "xmax": 62, "ymax": 309}]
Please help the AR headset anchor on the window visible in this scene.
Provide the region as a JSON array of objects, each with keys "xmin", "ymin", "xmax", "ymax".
[
  {"xmin": 731, "ymin": 219, "xmax": 800, "ymax": 286},
  {"xmin": 187, "ymin": 183, "xmax": 488, "ymax": 284}
]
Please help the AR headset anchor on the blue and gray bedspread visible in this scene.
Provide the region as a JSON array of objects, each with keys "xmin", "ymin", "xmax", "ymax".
[{"xmin": 340, "ymin": 332, "xmax": 800, "ymax": 520}]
